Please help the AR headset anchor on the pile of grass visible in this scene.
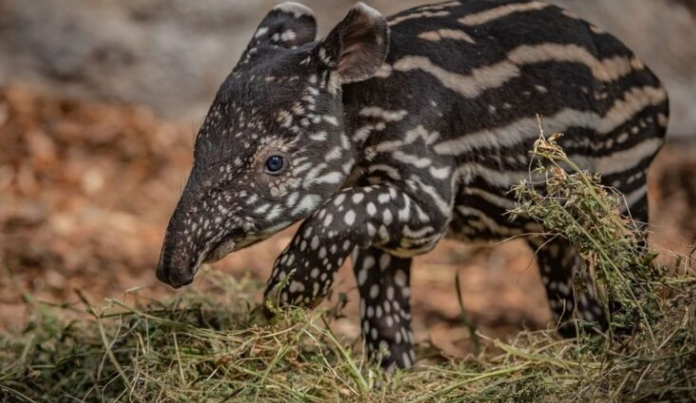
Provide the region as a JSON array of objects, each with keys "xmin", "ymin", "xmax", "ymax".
[
  {"xmin": 1, "ymin": 131, "xmax": 695, "ymax": 402},
  {"xmin": 510, "ymin": 127, "xmax": 667, "ymax": 336}
]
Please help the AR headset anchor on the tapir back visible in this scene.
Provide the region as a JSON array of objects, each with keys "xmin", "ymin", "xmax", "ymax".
[{"xmin": 343, "ymin": 0, "xmax": 668, "ymax": 234}]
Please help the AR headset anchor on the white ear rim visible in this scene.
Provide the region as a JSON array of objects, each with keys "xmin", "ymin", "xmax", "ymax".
[
  {"xmin": 273, "ymin": 2, "xmax": 315, "ymax": 18},
  {"xmin": 352, "ymin": 2, "xmax": 383, "ymax": 20}
]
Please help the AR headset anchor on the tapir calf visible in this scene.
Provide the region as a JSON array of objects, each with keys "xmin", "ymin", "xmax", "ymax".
[{"xmin": 156, "ymin": 0, "xmax": 669, "ymax": 369}]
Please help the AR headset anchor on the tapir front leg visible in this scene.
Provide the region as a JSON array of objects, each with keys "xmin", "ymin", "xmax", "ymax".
[
  {"xmin": 265, "ymin": 183, "xmax": 451, "ymax": 305},
  {"xmin": 263, "ymin": 182, "xmax": 451, "ymax": 366},
  {"xmin": 353, "ymin": 246, "xmax": 415, "ymax": 369}
]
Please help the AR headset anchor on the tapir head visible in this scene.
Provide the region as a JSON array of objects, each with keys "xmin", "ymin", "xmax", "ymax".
[{"xmin": 156, "ymin": 2, "xmax": 389, "ymax": 288}]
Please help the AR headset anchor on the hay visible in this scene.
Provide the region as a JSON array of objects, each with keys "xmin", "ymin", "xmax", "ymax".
[{"xmin": 1, "ymin": 129, "xmax": 695, "ymax": 402}]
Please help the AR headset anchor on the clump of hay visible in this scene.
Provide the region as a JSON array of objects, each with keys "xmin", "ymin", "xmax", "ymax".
[
  {"xmin": 1, "ymin": 129, "xmax": 694, "ymax": 402},
  {"xmin": 509, "ymin": 124, "xmax": 664, "ymax": 338}
]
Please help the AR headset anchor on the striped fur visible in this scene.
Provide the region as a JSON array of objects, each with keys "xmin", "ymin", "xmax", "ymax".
[{"xmin": 156, "ymin": 0, "xmax": 669, "ymax": 371}]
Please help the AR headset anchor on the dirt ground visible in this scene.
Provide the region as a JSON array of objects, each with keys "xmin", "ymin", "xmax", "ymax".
[{"xmin": 1, "ymin": 84, "xmax": 695, "ymax": 359}]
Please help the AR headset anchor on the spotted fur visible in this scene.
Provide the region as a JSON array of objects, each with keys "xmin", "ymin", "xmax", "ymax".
[{"xmin": 156, "ymin": 0, "xmax": 669, "ymax": 370}]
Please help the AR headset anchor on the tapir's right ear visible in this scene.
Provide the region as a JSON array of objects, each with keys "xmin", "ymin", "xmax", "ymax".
[
  {"xmin": 315, "ymin": 2, "xmax": 389, "ymax": 84},
  {"xmin": 239, "ymin": 2, "xmax": 317, "ymax": 64}
]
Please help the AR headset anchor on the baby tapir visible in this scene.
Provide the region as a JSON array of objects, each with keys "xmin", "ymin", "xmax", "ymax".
[{"xmin": 156, "ymin": 0, "xmax": 669, "ymax": 369}]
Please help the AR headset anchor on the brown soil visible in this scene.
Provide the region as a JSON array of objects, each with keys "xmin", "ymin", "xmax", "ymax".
[{"xmin": 1, "ymin": 84, "xmax": 694, "ymax": 358}]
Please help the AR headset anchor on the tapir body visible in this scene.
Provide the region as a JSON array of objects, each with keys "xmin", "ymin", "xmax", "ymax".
[{"xmin": 157, "ymin": 0, "xmax": 668, "ymax": 369}]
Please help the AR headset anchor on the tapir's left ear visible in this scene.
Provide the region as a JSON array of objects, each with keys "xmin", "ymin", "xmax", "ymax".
[
  {"xmin": 240, "ymin": 2, "xmax": 317, "ymax": 63},
  {"xmin": 317, "ymin": 2, "xmax": 389, "ymax": 84}
]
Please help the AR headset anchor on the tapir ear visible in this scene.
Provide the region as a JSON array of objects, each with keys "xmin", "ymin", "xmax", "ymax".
[
  {"xmin": 241, "ymin": 2, "xmax": 317, "ymax": 59},
  {"xmin": 317, "ymin": 2, "xmax": 389, "ymax": 84}
]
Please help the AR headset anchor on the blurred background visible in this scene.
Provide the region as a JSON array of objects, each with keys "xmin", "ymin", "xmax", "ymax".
[{"xmin": 1, "ymin": 0, "xmax": 695, "ymax": 356}]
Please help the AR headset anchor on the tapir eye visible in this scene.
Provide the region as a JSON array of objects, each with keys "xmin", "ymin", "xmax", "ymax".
[{"xmin": 265, "ymin": 155, "xmax": 285, "ymax": 173}]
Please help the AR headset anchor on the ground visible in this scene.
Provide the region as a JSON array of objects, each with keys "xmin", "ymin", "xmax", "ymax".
[{"xmin": 1, "ymin": 84, "xmax": 695, "ymax": 360}]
